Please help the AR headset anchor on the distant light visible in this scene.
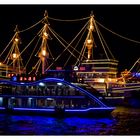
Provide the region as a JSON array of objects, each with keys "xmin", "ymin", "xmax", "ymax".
[
  {"xmin": 73, "ymin": 66, "xmax": 78, "ymax": 71},
  {"xmin": 57, "ymin": 83, "xmax": 63, "ymax": 86},
  {"xmin": 39, "ymin": 82, "xmax": 45, "ymax": 87},
  {"xmin": 0, "ymin": 62, "xmax": 2, "ymax": 66}
]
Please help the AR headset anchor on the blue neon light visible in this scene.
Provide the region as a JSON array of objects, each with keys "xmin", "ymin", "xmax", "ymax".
[
  {"xmin": 13, "ymin": 108, "xmax": 54, "ymax": 112},
  {"xmin": 0, "ymin": 107, "xmax": 5, "ymax": 110},
  {"xmin": 0, "ymin": 107, "xmax": 115, "ymax": 112},
  {"xmin": 0, "ymin": 78, "xmax": 108, "ymax": 107}
]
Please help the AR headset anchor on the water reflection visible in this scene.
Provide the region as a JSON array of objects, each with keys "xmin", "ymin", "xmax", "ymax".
[{"xmin": 0, "ymin": 107, "xmax": 140, "ymax": 135}]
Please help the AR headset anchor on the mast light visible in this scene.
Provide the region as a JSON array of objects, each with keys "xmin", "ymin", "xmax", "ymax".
[
  {"xmin": 13, "ymin": 53, "xmax": 18, "ymax": 59},
  {"xmin": 42, "ymin": 49, "xmax": 46, "ymax": 57},
  {"xmin": 43, "ymin": 32, "xmax": 48, "ymax": 38},
  {"xmin": 14, "ymin": 38, "xmax": 19, "ymax": 42},
  {"xmin": 89, "ymin": 25, "xmax": 94, "ymax": 30},
  {"xmin": 87, "ymin": 39, "xmax": 92, "ymax": 44}
]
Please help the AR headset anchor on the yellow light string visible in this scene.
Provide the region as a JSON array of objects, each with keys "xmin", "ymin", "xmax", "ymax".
[
  {"xmin": 96, "ymin": 20, "xmax": 140, "ymax": 44},
  {"xmin": 18, "ymin": 18, "xmax": 44, "ymax": 33},
  {"xmin": 63, "ymin": 24, "xmax": 88, "ymax": 68},
  {"xmin": 45, "ymin": 21, "xmax": 89, "ymax": 71},
  {"xmin": 24, "ymin": 35, "xmax": 42, "ymax": 70},
  {"xmin": 97, "ymin": 27, "xmax": 115, "ymax": 59},
  {"xmin": 47, "ymin": 42, "xmax": 54, "ymax": 59},
  {"xmin": 49, "ymin": 26, "xmax": 87, "ymax": 60},
  {"xmin": 48, "ymin": 16, "xmax": 90, "ymax": 22},
  {"xmin": 35, "ymin": 60, "xmax": 41, "ymax": 74},
  {"xmin": 4, "ymin": 43, "xmax": 15, "ymax": 64},
  {"xmin": 9, "ymin": 27, "xmax": 43, "ymax": 66},
  {"xmin": 48, "ymin": 26, "xmax": 78, "ymax": 60},
  {"xmin": 94, "ymin": 20, "xmax": 109, "ymax": 60},
  {"xmin": 28, "ymin": 59, "xmax": 41, "ymax": 74},
  {"xmin": 0, "ymin": 33, "xmax": 16, "ymax": 57}
]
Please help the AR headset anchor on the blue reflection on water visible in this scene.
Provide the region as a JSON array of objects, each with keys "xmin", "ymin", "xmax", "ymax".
[{"xmin": 0, "ymin": 114, "xmax": 115, "ymax": 135}]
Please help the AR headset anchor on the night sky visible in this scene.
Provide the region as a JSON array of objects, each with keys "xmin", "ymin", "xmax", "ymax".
[{"xmin": 0, "ymin": 5, "xmax": 140, "ymax": 73}]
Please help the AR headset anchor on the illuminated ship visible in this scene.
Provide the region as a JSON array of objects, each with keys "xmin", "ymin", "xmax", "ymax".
[{"xmin": 0, "ymin": 11, "xmax": 140, "ymax": 114}]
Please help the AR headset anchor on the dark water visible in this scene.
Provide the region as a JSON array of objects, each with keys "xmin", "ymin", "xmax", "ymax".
[{"xmin": 0, "ymin": 107, "xmax": 140, "ymax": 135}]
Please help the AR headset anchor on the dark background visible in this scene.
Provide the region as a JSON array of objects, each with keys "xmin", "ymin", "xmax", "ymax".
[{"xmin": 0, "ymin": 5, "xmax": 140, "ymax": 72}]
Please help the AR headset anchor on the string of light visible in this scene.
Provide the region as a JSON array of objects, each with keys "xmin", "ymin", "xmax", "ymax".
[
  {"xmin": 48, "ymin": 16, "xmax": 90, "ymax": 22},
  {"xmin": 96, "ymin": 20, "xmax": 140, "ymax": 44}
]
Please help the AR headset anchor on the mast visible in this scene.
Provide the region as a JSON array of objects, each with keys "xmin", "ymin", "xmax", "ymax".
[
  {"xmin": 10, "ymin": 25, "xmax": 23, "ymax": 74},
  {"xmin": 38, "ymin": 11, "xmax": 49, "ymax": 74},
  {"xmin": 85, "ymin": 12, "xmax": 95, "ymax": 60}
]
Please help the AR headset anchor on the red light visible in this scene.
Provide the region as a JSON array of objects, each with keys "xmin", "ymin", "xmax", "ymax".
[
  {"xmin": 56, "ymin": 67, "xmax": 62, "ymax": 70},
  {"xmin": 20, "ymin": 77, "xmax": 23, "ymax": 81},
  {"xmin": 24, "ymin": 77, "xmax": 27, "ymax": 81},
  {"xmin": 28, "ymin": 77, "xmax": 31, "ymax": 81},
  {"xmin": 33, "ymin": 77, "xmax": 36, "ymax": 81},
  {"xmin": 79, "ymin": 67, "xmax": 85, "ymax": 71}
]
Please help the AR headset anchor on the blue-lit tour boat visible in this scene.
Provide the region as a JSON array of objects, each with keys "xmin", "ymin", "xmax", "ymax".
[{"xmin": 0, "ymin": 11, "xmax": 140, "ymax": 115}]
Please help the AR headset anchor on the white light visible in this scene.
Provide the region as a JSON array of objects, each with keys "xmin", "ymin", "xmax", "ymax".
[
  {"xmin": 15, "ymin": 38, "xmax": 19, "ymax": 42},
  {"xmin": 47, "ymin": 98, "xmax": 53, "ymax": 101},
  {"xmin": 87, "ymin": 39, "xmax": 92, "ymax": 44},
  {"xmin": 57, "ymin": 83, "xmax": 63, "ymax": 86},
  {"xmin": 39, "ymin": 82, "xmax": 45, "ymax": 87},
  {"xmin": 73, "ymin": 66, "xmax": 78, "ymax": 71},
  {"xmin": 108, "ymin": 93, "xmax": 111, "ymax": 96},
  {"xmin": 97, "ymin": 78, "xmax": 105, "ymax": 83},
  {"xmin": 13, "ymin": 53, "xmax": 18, "ymax": 59},
  {"xmin": 43, "ymin": 32, "xmax": 48, "ymax": 38},
  {"xmin": 90, "ymin": 25, "xmax": 94, "ymax": 30},
  {"xmin": 42, "ymin": 49, "xmax": 46, "ymax": 56},
  {"xmin": 0, "ymin": 97, "xmax": 3, "ymax": 104}
]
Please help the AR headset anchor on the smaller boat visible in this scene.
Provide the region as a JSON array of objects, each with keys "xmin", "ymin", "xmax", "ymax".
[{"xmin": 0, "ymin": 78, "xmax": 115, "ymax": 116}]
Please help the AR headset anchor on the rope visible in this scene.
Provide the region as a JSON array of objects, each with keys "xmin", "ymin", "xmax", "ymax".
[
  {"xmin": 97, "ymin": 27, "xmax": 115, "ymax": 59},
  {"xmin": 48, "ymin": 16, "xmax": 90, "ymax": 22},
  {"xmin": 0, "ymin": 34, "xmax": 16, "ymax": 57},
  {"xmin": 35, "ymin": 60, "xmax": 41, "ymax": 74},
  {"xmin": 96, "ymin": 20, "xmax": 140, "ymax": 44},
  {"xmin": 48, "ymin": 26, "xmax": 79, "ymax": 60},
  {"xmin": 94, "ymin": 20, "xmax": 109, "ymax": 60},
  {"xmin": 95, "ymin": 21, "xmax": 115, "ymax": 59},
  {"xmin": 63, "ymin": 25, "xmax": 87, "ymax": 67},
  {"xmin": 18, "ymin": 18, "xmax": 44, "ymax": 33},
  {"xmin": 9, "ymin": 27, "xmax": 43, "ymax": 66},
  {"xmin": 49, "ymin": 26, "xmax": 87, "ymax": 60},
  {"xmin": 28, "ymin": 59, "xmax": 41, "ymax": 74},
  {"xmin": 45, "ymin": 20, "xmax": 89, "ymax": 71},
  {"xmin": 24, "ymin": 36, "xmax": 42, "ymax": 70}
]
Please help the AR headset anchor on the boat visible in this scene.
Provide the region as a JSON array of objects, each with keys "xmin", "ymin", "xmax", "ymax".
[{"xmin": 0, "ymin": 11, "xmax": 139, "ymax": 115}]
